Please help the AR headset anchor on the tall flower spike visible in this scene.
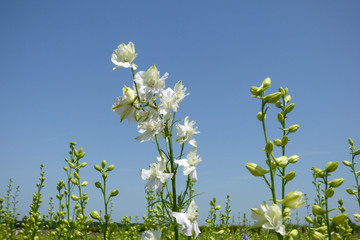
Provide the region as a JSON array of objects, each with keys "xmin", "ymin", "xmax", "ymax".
[
  {"xmin": 172, "ymin": 200, "xmax": 201, "ymax": 239},
  {"xmin": 111, "ymin": 42, "xmax": 138, "ymax": 70}
]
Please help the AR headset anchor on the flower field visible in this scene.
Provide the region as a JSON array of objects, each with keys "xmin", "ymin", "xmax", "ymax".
[{"xmin": 1, "ymin": 42, "xmax": 360, "ymax": 240}]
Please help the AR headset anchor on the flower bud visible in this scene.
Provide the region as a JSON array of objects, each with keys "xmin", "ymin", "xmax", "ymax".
[
  {"xmin": 264, "ymin": 92, "xmax": 282, "ymax": 104},
  {"xmin": 265, "ymin": 141, "xmax": 274, "ymax": 153},
  {"xmin": 342, "ymin": 160, "xmax": 352, "ymax": 167},
  {"xmin": 325, "ymin": 188, "xmax": 335, "ymax": 198},
  {"xmin": 288, "ymin": 124, "xmax": 300, "ymax": 133},
  {"xmin": 246, "ymin": 163, "xmax": 269, "ymax": 177},
  {"xmin": 70, "ymin": 178, "xmax": 78, "ymax": 184},
  {"xmin": 274, "ymin": 139, "xmax": 282, "ymax": 147},
  {"xmin": 310, "ymin": 231, "xmax": 325, "ymax": 240},
  {"xmin": 288, "ymin": 155, "xmax": 300, "ymax": 164},
  {"xmin": 110, "ymin": 189, "xmax": 119, "ymax": 197},
  {"xmin": 275, "ymin": 101, "xmax": 283, "ymax": 108},
  {"xmin": 101, "ymin": 160, "xmax": 107, "ymax": 168},
  {"xmin": 71, "ymin": 195, "xmax": 79, "ymax": 201},
  {"xmin": 250, "ymin": 86, "xmax": 259, "ymax": 95},
  {"xmin": 312, "ymin": 167, "xmax": 324, "ymax": 178},
  {"xmin": 312, "ymin": 205, "xmax": 325, "ymax": 216},
  {"xmin": 63, "ymin": 167, "xmax": 68, "ymax": 171},
  {"xmin": 279, "ymin": 87, "xmax": 285, "ymax": 96},
  {"xmin": 346, "ymin": 188, "xmax": 357, "ymax": 195},
  {"xmin": 278, "ymin": 190, "xmax": 305, "ymax": 209},
  {"xmin": 95, "ymin": 181, "xmax": 102, "ymax": 189},
  {"xmin": 277, "ymin": 113, "xmax": 284, "ymax": 123},
  {"xmin": 106, "ymin": 165, "xmax": 115, "ymax": 172},
  {"xmin": 123, "ymin": 85, "xmax": 135, "ymax": 100},
  {"xmin": 90, "ymin": 211, "xmax": 101, "ymax": 220},
  {"xmin": 275, "ymin": 156, "xmax": 288, "ymax": 168},
  {"xmin": 354, "ymin": 149, "xmax": 360, "ymax": 155},
  {"xmin": 215, "ymin": 205, "xmax": 221, "ymax": 210},
  {"xmin": 285, "ymin": 171, "xmax": 296, "ymax": 181},
  {"xmin": 102, "ymin": 172, "xmax": 107, "ymax": 179},
  {"xmin": 81, "ymin": 181, "xmax": 88, "ymax": 186},
  {"xmin": 285, "ymin": 95, "xmax": 291, "ymax": 103},
  {"xmin": 285, "ymin": 103, "xmax": 295, "ymax": 113},
  {"xmin": 331, "ymin": 213, "xmax": 348, "ymax": 225},
  {"xmin": 353, "ymin": 213, "xmax": 360, "ymax": 222},
  {"xmin": 94, "ymin": 165, "xmax": 102, "ymax": 172},
  {"xmin": 257, "ymin": 112, "xmax": 264, "ymax": 121},
  {"xmin": 281, "ymin": 135, "xmax": 289, "ymax": 146},
  {"xmin": 261, "ymin": 77, "xmax": 271, "ymax": 90},
  {"xmin": 305, "ymin": 216, "xmax": 314, "ymax": 224},
  {"xmin": 74, "ymin": 172, "xmax": 80, "ymax": 179},
  {"xmin": 68, "ymin": 163, "xmax": 75, "ymax": 169},
  {"xmin": 349, "ymin": 138, "xmax": 354, "ymax": 146},
  {"xmin": 290, "ymin": 229, "xmax": 298, "ymax": 238},
  {"xmin": 325, "ymin": 161, "xmax": 339, "ymax": 173},
  {"xmin": 329, "ymin": 178, "xmax": 344, "ymax": 188},
  {"xmin": 79, "ymin": 162, "xmax": 87, "ymax": 168}
]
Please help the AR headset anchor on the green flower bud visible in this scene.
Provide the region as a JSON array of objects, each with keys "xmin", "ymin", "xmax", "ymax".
[
  {"xmin": 94, "ymin": 181, "xmax": 102, "ymax": 189},
  {"xmin": 346, "ymin": 188, "xmax": 357, "ymax": 195},
  {"xmin": 110, "ymin": 189, "xmax": 119, "ymax": 197},
  {"xmin": 74, "ymin": 172, "xmax": 80, "ymax": 179},
  {"xmin": 74, "ymin": 149, "xmax": 79, "ymax": 157},
  {"xmin": 102, "ymin": 172, "xmax": 107, "ymax": 179},
  {"xmin": 106, "ymin": 165, "xmax": 115, "ymax": 172},
  {"xmin": 305, "ymin": 216, "xmax": 314, "ymax": 224},
  {"xmin": 68, "ymin": 163, "xmax": 75, "ymax": 169},
  {"xmin": 281, "ymin": 135, "xmax": 289, "ymax": 146},
  {"xmin": 278, "ymin": 190, "xmax": 305, "ymax": 209},
  {"xmin": 290, "ymin": 229, "xmax": 298, "ymax": 238},
  {"xmin": 101, "ymin": 160, "xmax": 107, "ymax": 168},
  {"xmin": 325, "ymin": 188, "xmax": 335, "ymax": 198},
  {"xmin": 288, "ymin": 124, "xmax": 300, "ymax": 133},
  {"xmin": 94, "ymin": 165, "xmax": 102, "ymax": 172},
  {"xmin": 353, "ymin": 213, "xmax": 360, "ymax": 222},
  {"xmin": 70, "ymin": 178, "xmax": 78, "ymax": 184},
  {"xmin": 277, "ymin": 113, "xmax": 284, "ymax": 123},
  {"xmin": 246, "ymin": 163, "xmax": 269, "ymax": 177},
  {"xmin": 264, "ymin": 92, "xmax": 282, "ymax": 104},
  {"xmin": 285, "ymin": 171, "xmax": 296, "ymax": 181},
  {"xmin": 104, "ymin": 214, "xmax": 110, "ymax": 222},
  {"xmin": 285, "ymin": 103, "xmax": 295, "ymax": 113},
  {"xmin": 275, "ymin": 156, "xmax": 288, "ymax": 168},
  {"xmin": 63, "ymin": 167, "xmax": 68, "ymax": 171},
  {"xmin": 288, "ymin": 155, "xmax": 300, "ymax": 164},
  {"xmin": 79, "ymin": 162, "xmax": 87, "ymax": 168},
  {"xmin": 354, "ymin": 149, "xmax": 360, "ymax": 155},
  {"xmin": 265, "ymin": 141, "xmax": 274, "ymax": 153},
  {"xmin": 275, "ymin": 101, "xmax": 283, "ymax": 108},
  {"xmin": 312, "ymin": 205, "xmax": 325, "ymax": 216},
  {"xmin": 325, "ymin": 161, "xmax": 339, "ymax": 173},
  {"xmin": 261, "ymin": 77, "xmax": 271, "ymax": 90},
  {"xmin": 83, "ymin": 193, "xmax": 88, "ymax": 200},
  {"xmin": 250, "ymin": 86, "xmax": 259, "ymax": 96},
  {"xmin": 274, "ymin": 139, "xmax": 282, "ymax": 147},
  {"xmin": 90, "ymin": 211, "xmax": 101, "ymax": 220},
  {"xmin": 279, "ymin": 87, "xmax": 285, "ymax": 96},
  {"xmin": 349, "ymin": 138, "xmax": 354, "ymax": 146},
  {"xmin": 329, "ymin": 178, "xmax": 344, "ymax": 188},
  {"xmin": 81, "ymin": 181, "xmax": 88, "ymax": 186},
  {"xmin": 257, "ymin": 112, "xmax": 264, "ymax": 121},
  {"xmin": 70, "ymin": 141, "xmax": 77, "ymax": 146},
  {"xmin": 342, "ymin": 160, "xmax": 352, "ymax": 167},
  {"xmin": 310, "ymin": 231, "xmax": 325, "ymax": 240},
  {"xmin": 331, "ymin": 213, "xmax": 348, "ymax": 225},
  {"xmin": 215, "ymin": 205, "xmax": 221, "ymax": 210},
  {"xmin": 312, "ymin": 167, "xmax": 324, "ymax": 178},
  {"xmin": 71, "ymin": 195, "xmax": 79, "ymax": 201}
]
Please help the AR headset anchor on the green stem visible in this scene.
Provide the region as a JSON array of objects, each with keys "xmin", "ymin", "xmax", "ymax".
[{"xmin": 323, "ymin": 175, "xmax": 332, "ymax": 240}]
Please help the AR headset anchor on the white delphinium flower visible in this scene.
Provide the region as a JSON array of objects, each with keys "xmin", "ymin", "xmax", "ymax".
[
  {"xmin": 140, "ymin": 158, "xmax": 173, "ymax": 194},
  {"xmin": 251, "ymin": 202, "xmax": 285, "ymax": 236},
  {"xmin": 174, "ymin": 80, "xmax": 189, "ymax": 103},
  {"xmin": 176, "ymin": 116, "xmax": 199, "ymax": 147},
  {"xmin": 158, "ymin": 88, "xmax": 179, "ymax": 117},
  {"xmin": 134, "ymin": 64, "xmax": 168, "ymax": 100},
  {"xmin": 141, "ymin": 228, "xmax": 161, "ymax": 240},
  {"xmin": 112, "ymin": 85, "xmax": 138, "ymax": 122},
  {"xmin": 172, "ymin": 200, "xmax": 201, "ymax": 239},
  {"xmin": 175, "ymin": 148, "xmax": 202, "ymax": 182},
  {"xmin": 135, "ymin": 116, "xmax": 164, "ymax": 142},
  {"xmin": 111, "ymin": 42, "xmax": 138, "ymax": 70}
]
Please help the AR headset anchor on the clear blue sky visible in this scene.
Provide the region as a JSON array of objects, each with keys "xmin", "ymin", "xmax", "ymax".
[{"xmin": 1, "ymin": 1, "xmax": 360, "ymax": 225}]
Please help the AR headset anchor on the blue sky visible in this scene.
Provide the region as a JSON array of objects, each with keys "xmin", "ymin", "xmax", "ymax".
[{"xmin": 1, "ymin": 1, "xmax": 360, "ymax": 225}]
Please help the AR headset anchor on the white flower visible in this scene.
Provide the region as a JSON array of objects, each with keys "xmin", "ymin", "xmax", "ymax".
[
  {"xmin": 251, "ymin": 202, "xmax": 285, "ymax": 236},
  {"xmin": 176, "ymin": 116, "xmax": 199, "ymax": 147},
  {"xmin": 134, "ymin": 64, "xmax": 168, "ymax": 100},
  {"xmin": 172, "ymin": 200, "xmax": 201, "ymax": 239},
  {"xmin": 175, "ymin": 148, "xmax": 202, "ymax": 182},
  {"xmin": 111, "ymin": 42, "xmax": 138, "ymax": 70},
  {"xmin": 112, "ymin": 85, "xmax": 138, "ymax": 122},
  {"xmin": 174, "ymin": 80, "xmax": 189, "ymax": 103},
  {"xmin": 135, "ymin": 117, "xmax": 164, "ymax": 142},
  {"xmin": 158, "ymin": 88, "xmax": 179, "ymax": 116},
  {"xmin": 141, "ymin": 228, "xmax": 161, "ymax": 240},
  {"xmin": 140, "ymin": 158, "xmax": 173, "ymax": 194}
]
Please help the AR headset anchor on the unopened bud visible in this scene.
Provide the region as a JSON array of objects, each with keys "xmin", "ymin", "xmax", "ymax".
[
  {"xmin": 342, "ymin": 160, "xmax": 352, "ymax": 167},
  {"xmin": 262, "ymin": 77, "xmax": 271, "ymax": 90},
  {"xmin": 94, "ymin": 165, "xmax": 102, "ymax": 172},
  {"xmin": 101, "ymin": 160, "xmax": 107, "ymax": 168},
  {"xmin": 285, "ymin": 103, "xmax": 295, "ymax": 113},
  {"xmin": 312, "ymin": 205, "xmax": 325, "ymax": 216},
  {"xmin": 275, "ymin": 156, "xmax": 288, "ymax": 168},
  {"xmin": 274, "ymin": 139, "xmax": 282, "ymax": 147},
  {"xmin": 71, "ymin": 195, "xmax": 79, "ymax": 201},
  {"xmin": 285, "ymin": 95, "xmax": 291, "ymax": 103},
  {"xmin": 288, "ymin": 155, "xmax": 300, "ymax": 164},
  {"xmin": 110, "ymin": 189, "xmax": 119, "ymax": 197},
  {"xmin": 349, "ymin": 138, "xmax": 354, "ymax": 146},
  {"xmin": 215, "ymin": 205, "xmax": 221, "ymax": 210},
  {"xmin": 246, "ymin": 163, "xmax": 269, "ymax": 177},
  {"xmin": 250, "ymin": 86, "xmax": 259, "ymax": 95},
  {"xmin": 79, "ymin": 162, "xmax": 87, "ymax": 168},
  {"xmin": 102, "ymin": 172, "xmax": 107, "ymax": 179},
  {"xmin": 354, "ymin": 149, "xmax": 360, "ymax": 155},
  {"xmin": 74, "ymin": 172, "xmax": 80, "ymax": 179},
  {"xmin": 290, "ymin": 229, "xmax": 298, "ymax": 238},
  {"xmin": 264, "ymin": 92, "xmax": 282, "ymax": 104},
  {"xmin": 311, "ymin": 231, "xmax": 325, "ymax": 240},
  {"xmin": 265, "ymin": 141, "xmax": 274, "ymax": 153},
  {"xmin": 312, "ymin": 167, "xmax": 324, "ymax": 178},
  {"xmin": 257, "ymin": 112, "xmax": 264, "ymax": 121},
  {"xmin": 325, "ymin": 161, "xmax": 339, "ymax": 173},
  {"xmin": 281, "ymin": 135, "xmax": 289, "ymax": 146},
  {"xmin": 285, "ymin": 171, "xmax": 296, "ymax": 181},
  {"xmin": 81, "ymin": 181, "xmax": 88, "ymax": 186},
  {"xmin": 95, "ymin": 181, "xmax": 102, "ymax": 189},
  {"xmin": 277, "ymin": 113, "xmax": 284, "ymax": 123},
  {"xmin": 325, "ymin": 188, "xmax": 335, "ymax": 198},
  {"xmin": 331, "ymin": 213, "xmax": 348, "ymax": 225},
  {"xmin": 275, "ymin": 101, "xmax": 283, "ymax": 108},
  {"xmin": 288, "ymin": 124, "xmax": 300, "ymax": 133},
  {"xmin": 106, "ymin": 165, "xmax": 115, "ymax": 172},
  {"xmin": 305, "ymin": 216, "xmax": 314, "ymax": 224},
  {"xmin": 90, "ymin": 211, "xmax": 101, "ymax": 220},
  {"xmin": 346, "ymin": 188, "xmax": 357, "ymax": 195},
  {"xmin": 329, "ymin": 178, "xmax": 344, "ymax": 188}
]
